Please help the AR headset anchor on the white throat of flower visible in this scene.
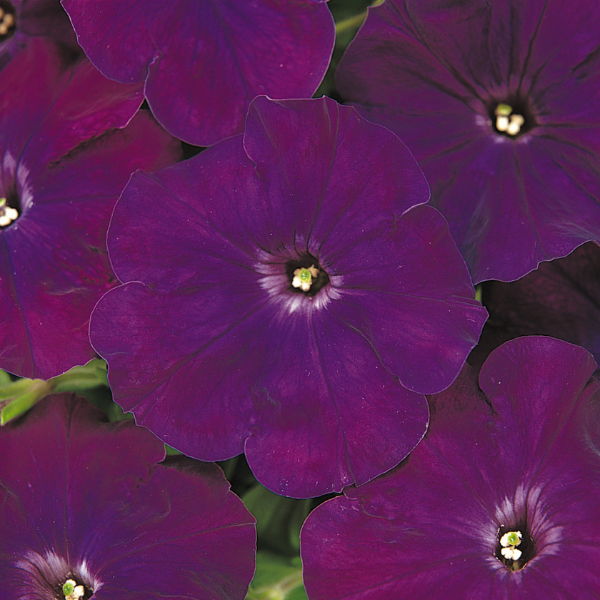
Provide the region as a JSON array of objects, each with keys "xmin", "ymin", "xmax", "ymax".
[
  {"xmin": 500, "ymin": 530, "xmax": 523, "ymax": 561},
  {"xmin": 292, "ymin": 265, "xmax": 319, "ymax": 292},
  {"xmin": 494, "ymin": 104, "xmax": 525, "ymax": 136}
]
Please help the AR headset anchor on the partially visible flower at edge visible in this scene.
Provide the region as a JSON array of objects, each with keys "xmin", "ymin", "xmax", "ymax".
[
  {"xmin": 336, "ymin": 0, "xmax": 600, "ymax": 284},
  {"xmin": 0, "ymin": 37, "xmax": 181, "ymax": 379},
  {"xmin": 0, "ymin": 393, "xmax": 256, "ymax": 600},
  {"xmin": 469, "ymin": 241, "xmax": 600, "ymax": 371},
  {"xmin": 61, "ymin": 0, "xmax": 336, "ymax": 146},
  {"xmin": 301, "ymin": 336, "xmax": 600, "ymax": 600}
]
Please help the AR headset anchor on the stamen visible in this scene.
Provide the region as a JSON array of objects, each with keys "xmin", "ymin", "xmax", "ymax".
[
  {"xmin": 506, "ymin": 114, "xmax": 525, "ymax": 136},
  {"xmin": 500, "ymin": 531, "xmax": 522, "ymax": 547},
  {"xmin": 0, "ymin": 197, "xmax": 18, "ymax": 227},
  {"xmin": 63, "ymin": 579, "xmax": 85, "ymax": 600},
  {"xmin": 292, "ymin": 265, "xmax": 319, "ymax": 292},
  {"xmin": 499, "ymin": 530, "xmax": 523, "ymax": 561},
  {"xmin": 0, "ymin": 6, "xmax": 15, "ymax": 37},
  {"xmin": 501, "ymin": 546, "xmax": 522, "ymax": 560},
  {"xmin": 494, "ymin": 104, "xmax": 526, "ymax": 137}
]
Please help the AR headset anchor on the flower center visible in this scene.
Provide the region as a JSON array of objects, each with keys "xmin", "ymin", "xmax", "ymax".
[
  {"xmin": 63, "ymin": 579, "xmax": 86, "ymax": 600},
  {"xmin": 491, "ymin": 101, "xmax": 533, "ymax": 138},
  {"xmin": 15, "ymin": 551, "xmax": 98, "ymax": 600},
  {"xmin": 0, "ymin": 197, "xmax": 18, "ymax": 228},
  {"xmin": 495, "ymin": 525, "xmax": 535, "ymax": 571},
  {"xmin": 499, "ymin": 530, "xmax": 522, "ymax": 560},
  {"xmin": 292, "ymin": 265, "xmax": 319, "ymax": 292},
  {"xmin": 286, "ymin": 256, "xmax": 329, "ymax": 297},
  {"xmin": 0, "ymin": 1, "xmax": 16, "ymax": 40}
]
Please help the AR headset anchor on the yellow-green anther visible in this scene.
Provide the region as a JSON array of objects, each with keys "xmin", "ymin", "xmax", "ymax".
[{"xmin": 495, "ymin": 104, "xmax": 513, "ymax": 116}]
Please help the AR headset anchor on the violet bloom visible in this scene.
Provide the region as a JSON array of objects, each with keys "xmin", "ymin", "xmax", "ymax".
[
  {"xmin": 470, "ymin": 241, "xmax": 600, "ymax": 370},
  {"xmin": 302, "ymin": 337, "xmax": 600, "ymax": 600},
  {"xmin": 0, "ymin": 38, "xmax": 181, "ymax": 379},
  {"xmin": 61, "ymin": 0, "xmax": 335, "ymax": 146},
  {"xmin": 90, "ymin": 96, "xmax": 487, "ymax": 498},
  {"xmin": 336, "ymin": 0, "xmax": 600, "ymax": 284},
  {"xmin": 0, "ymin": 0, "xmax": 79, "ymax": 70},
  {"xmin": 0, "ymin": 393, "xmax": 256, "ymax": 600}
]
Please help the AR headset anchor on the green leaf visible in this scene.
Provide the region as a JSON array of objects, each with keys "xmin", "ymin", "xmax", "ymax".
[
  {"xmin": 242, "ymin": 484, "xmax": 311, "ymax": 554},
  {"xmin": 1, "ymin": 379, "xmax": 53, "ymax": 424},
  {"xmin": 0, "ymin": 369, "xmax": 13, "ymax": 387},
  {"xmin": 246, "ymin": 552, "xmax": 307, "ymax": 600}
]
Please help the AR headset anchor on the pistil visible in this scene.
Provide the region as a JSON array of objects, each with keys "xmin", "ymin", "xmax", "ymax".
[
  {"xmin": 63, "ymin": 579, "xmax": 85, "ymax": 600},
  {"xmin": 292, "ymin": 264, "xmax": 319, "ymax": 292},
  {"xmin": 499, "ymin": 530, "xmax": 523, "ymax": 561}
]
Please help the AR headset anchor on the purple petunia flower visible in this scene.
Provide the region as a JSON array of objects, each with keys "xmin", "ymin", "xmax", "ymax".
[
  {"xmin": 89, "ymin": 95, "xmax": 487, "ymax": 498},
  {"xmin": 0, "ymin": 0, "xmax": 79, "ymax": 70},
  {"xmin": 470, "ymin": 241, "xmax": 600, "ymax": 370},
  {"xmin": 0, "ymin": 38, "xmax": 181, "ymax": 379},
  {"xmin": 61, "ymin": 0, "xmax": 336, "ymax": 146},
  {"xmin": 0, "ymin": 393, "xmax": 256, "ymax": 600},
  {"xmin": 301, "ymin": 336, "xmax": 600, "ymax": 599},
  {"xmin": 336, "ymin": 0, "xmax": 600, "ymax": 284}
]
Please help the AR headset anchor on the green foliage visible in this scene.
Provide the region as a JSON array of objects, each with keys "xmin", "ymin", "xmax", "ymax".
[{"xmin": 246, "ymin": 553, "xmax": 307, "ymax": 600}]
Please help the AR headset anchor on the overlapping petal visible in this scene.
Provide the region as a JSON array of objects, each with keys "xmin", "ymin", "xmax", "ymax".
[
  {"xmin": 62, "ymin": 0, "xmax": 335, "ymax": 146},
  {"xmin": 0, "ymin": 38, "xmax": 181, "ymax": 378},
  {"xmin": 91, "ymin": 96, "xmax": 486, "ymax": 497},
  {"xmin": 471, "ymin": 242, "xmax": 600, "ymax": 370},
  {"xmin": 301, "ymin": 337, "xmax": 600, "ymax": 600},
  {"xmin": 336, "ymin": 0, "xmax": 600, "ymax": 283},
  {"xmin": 0, "ymin": 394, "xmax": 256, "ymax": 600}
]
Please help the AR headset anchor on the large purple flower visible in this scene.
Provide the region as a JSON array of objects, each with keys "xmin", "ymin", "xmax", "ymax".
[
  {"xmin": 0, "ymin": 38, "xmax": 181, "ymax": 379},
  {"xmin": 301, "ymin": 337, "xmax": 600, "ymax": 599},
  {"xmin": 61, "ymin": 0, "xmax": 335, "ymax": 146},
  {"xmin": 90, "ymin": 96, "xmax": 487, "ymax": 498},
  {"xmin": 0, "ymin": 0, "xmax": 79, "ymax": 70},
  {"xmin": 0, "ymin": 393, "xmax": 256, "ymax": 599},
  {"xmin": 336, "ymin": 0, "xmax": 600, "ymax": 283}
]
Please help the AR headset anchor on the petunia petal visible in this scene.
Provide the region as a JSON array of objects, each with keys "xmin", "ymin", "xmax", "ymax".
[{"xmin": 62, "ymin": 0, "xmax": 335, "ymax": 146}]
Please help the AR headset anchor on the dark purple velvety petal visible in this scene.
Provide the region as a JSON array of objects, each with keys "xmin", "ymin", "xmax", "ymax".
[
  {"xmin": 326, "ymin": 204, "xmax": 486, "ymax": 394},
  {"xmin": 0, "ymin": 39, "xmax": 181, "ymax": 378},
  {"xmin": 0, "ymin": 38, "xmax": 144, "ymax": 172},
  {"xmin": 470, "ymin": 242, "xmax": 600, "ymax": 371},
  {"xmin": 336, "ymin": 0, "xmax": 600, "ymax": 283},
  {"xmin": 91, "ymin": 96, "xmax": 485, "ymax": 497},
  {"xmin": 0, "ymin": 394, "xmax": 256, "ymax": 600},
  {"xmin": 244, "ymin": 307, "xmax": 429, "ymax": 498},
  {"xmin": 243, "ymin": 97, "xmax": 430, "ymax": 238},
  {"xmin": 301, "ymin": 337, "xmax": 600, "ymax": 600},
  {"xmin": 62, "ymin": 0, "xmax": 335, "ymax": 146}
]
